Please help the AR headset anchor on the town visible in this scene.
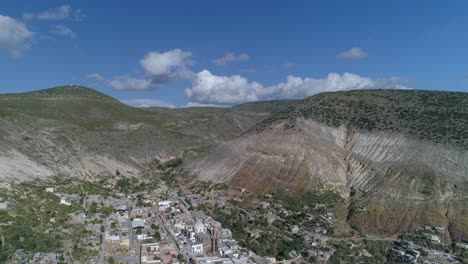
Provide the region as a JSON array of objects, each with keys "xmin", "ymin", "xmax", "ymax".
[{"xmin": 1, "ymin": 162, "xmax": 467, "ymax": 264}]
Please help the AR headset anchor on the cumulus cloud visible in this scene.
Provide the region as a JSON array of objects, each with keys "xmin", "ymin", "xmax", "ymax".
[
  {"xmin": 109, "ymin": 77, "xmax": 153, "ymax": 91},
  {"xmin": 185, "ymin": 70, "xmax": 409, "ymax": 105},
  {"xmin": 0, "ymin": 15, "xmax": 35, "ymax": 57},
  {"xmin": 185, "ymin": 70, "xmax": 262, "ymax": 104},
  {"xmin": 338, "ymin": 47, "xmax": 368, "ymax": 60},
  {"xmin": 141, "ymin": 49, "xmax": 192, "ymax": 76},
  {"xmin": 51, "ymin": 24, "xmax": 76, "ymax": 38},
  {"xmin": 109, "ymin": 49, "xmax": 193, "ymax": 91},
  {"xmin": 213, "ymin": 52, "xmax": 249, "ymax": 66},
  {"xmin": 121, "ymin": 99, "xmax": 175, "ymax": 108},
  {"xmin": 23, "ymin": 5, "xmax": 72, "ymax": 20}
]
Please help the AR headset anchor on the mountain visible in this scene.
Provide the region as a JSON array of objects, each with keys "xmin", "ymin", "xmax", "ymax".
[
  {"xmin": 188, "ymin": 89, "xmax": 468, "ymax": 240},
  {"xmin": 0, "ymin": 86, "xmax": 294, "ymax": 181},
  {"xmin": 1, "ymin": 86, "xmax": 467, "ymax": 240}
]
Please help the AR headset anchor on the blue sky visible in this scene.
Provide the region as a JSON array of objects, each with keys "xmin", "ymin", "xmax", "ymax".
[{"xmin": 1, "ymin": 1, "xmax": 467, "ymax": 107}]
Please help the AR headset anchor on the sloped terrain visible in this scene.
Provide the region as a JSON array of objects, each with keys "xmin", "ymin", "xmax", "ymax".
[
  {"xmin": 0, "ymin": 86, "xmax": 294, "ymax": 181},
  {"xmin": 189, "ymin": 90, "xmax": 468, "ymax": 240}
]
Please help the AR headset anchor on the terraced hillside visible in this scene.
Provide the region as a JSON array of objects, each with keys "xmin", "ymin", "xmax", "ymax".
[{"xmin": 189, "ymin": 89, "xmax": 468, "ymax": 240}]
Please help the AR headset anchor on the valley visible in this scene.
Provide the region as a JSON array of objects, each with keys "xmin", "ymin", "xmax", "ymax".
[{"xmin": 0, "ymin": 86, "xmax": 467, "ymax": 263}]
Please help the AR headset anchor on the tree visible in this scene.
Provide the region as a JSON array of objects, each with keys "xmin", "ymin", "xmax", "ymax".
[
  {"xmin": 154, "ymin": 230, "xmax": 161, "ymax": 241},
  {"xmin": 108, "ymin": 257, "xmax": 116, "ymax": 264},
  {"xmin": 177, "ymin": 254, "xmax": 184, "ymax": 262},
  {"xmin": 100, "ymin": 225, "xmax": 105, "ymax": 233}
]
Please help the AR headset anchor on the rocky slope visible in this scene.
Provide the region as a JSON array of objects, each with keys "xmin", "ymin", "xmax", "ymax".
[
  {"xmin": 189, "ymin": 90, "xmax": 468, "ymax": 240},
  {"xmin": 0, "ymin": 86, "xmax": 295, "ymax": 182}
]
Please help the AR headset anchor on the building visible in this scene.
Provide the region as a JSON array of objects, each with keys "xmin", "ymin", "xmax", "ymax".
[
  {"xmin": 116, "ymin": 205, "xmax": 129, "ymax": 218},
  {"xmin": 45, "ymin": 187, "xmax": 55, "ymax": 193},
  {"xmin": 456, "ymin": 242, "xmax": 468, "ymax": 249},
  {"xmin": 290, "ymin": 225, "xmax": 299, "ymax": 234},
  {"xmin": 60, "ymin": 197, "xmax": 71, "ymax": 206},
  {"xmin": 430, "ymin": 235, "xmax": 441, "ymax": 243},
  {"xmin": 140, "ymin": 243, "xmax": 161, "ymax": 264},
  {"xmin": 191, "ymin": 241, "xmax": 204, "ymax": 255},
  {"xmin": 194, "ymin": 219, "xmax": 206, "ymax": 233},
  {"xmin": 132, "ymin": 218, "xmax": 145, "ymax": 229},
  {"xmin": 259, "ymin": 202, "xmax": 270, "ymax": 209},
  {"xmin": 158, "ymin": 201, "xmax": 172, "ymax": 212}
]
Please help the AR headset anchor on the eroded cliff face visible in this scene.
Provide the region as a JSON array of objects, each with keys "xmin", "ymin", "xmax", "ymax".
[
  {"xmin": 0, "ymin": 117, "xmax": 144, "ymax": 181},
  {"xmin": 189, "ymin": 118, "xmax": 468, "ymax": 239}
]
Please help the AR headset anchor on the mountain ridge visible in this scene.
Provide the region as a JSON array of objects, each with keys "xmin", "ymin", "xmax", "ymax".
[{"xmin": 188, "ymin": 89, "xmax": 468, "ymax": 240}]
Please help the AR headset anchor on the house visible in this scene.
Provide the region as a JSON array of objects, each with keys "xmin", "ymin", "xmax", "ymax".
[
  {"xmin": 259, "ymin": 202, "xmax": 270, "ymax": 209},
  {"xmin": 225, "ymin": 241, "xmax": 238, "ymax": 250},
  {"xmin": 60, "ymin": 197, "xmax": 71, "ymax": 206},
  {"xmin": 194, "ymin": 219, "xmax": 206, "ymax": 233},
  {"xmin": 137, "ymin": 233, "xmax": 153, "ymax": 241},
  {"xmin": 132, "ymin": 219, "xmax": 145, "ymax": 229},
  {"xmin": 158, "ymin": 201, "xmax": 172, "ymax": 211},
  {"xmin": 456, "ymin": 242, "xmax": 468, "ymax": 249},
  {"xmin": 45, "ymin": 187, "xmax": 55, "ymax": 193},
  {"xmin": 116, "ymin": 205, "xmax": 129, "ymax": 218},
  {"xmin": 116, "ymin": 205, "xmax": 128, "ymax": 212},
  {"xmin": 105, "ymin": 232, "xmax": 120, "ymax": 241},
  {"xmin": 0, "ymin": 202, "xmax": 9, "ymax": 211},
  {"xmin": 191, "ymin": 241, "xmax": 204, "ymax": 255},
  {"xmin": 290, "ymin": 225, "xmax": 299, "ymax": 234},
  {"xmin": 174, "ymin": 220, "xmax": 186, "ymax": 230},
  {"xmin": 430, "ymin": 235, "xmax": 441, "ymax": 243}
]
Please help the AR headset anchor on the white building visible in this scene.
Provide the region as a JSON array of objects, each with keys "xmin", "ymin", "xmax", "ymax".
[
  {"xmin": 60, "ymin": 197, "xmax": 71, "ymax": 206},
  {"xmin": 137, "ymin": 234, "xmax": 153, "ymax": 240},
  {"xmin": 431, "ymin": 235, "xmax": 441, "ymax": 243},
  {"xmin": 194, "ymin": 219, "xmax": 206, "ymax": 233},
  {"xmin": 105, "ymin": 232, "xmax": 120, "ymax": 241},
  {"xmin": 174, "ymin": 220, "xmax": 186, "ymax": 230},
  {"xmin": 191, "ymin": 241, "xmax": 204, "ymax": 255},
  {"xmin": 456, "ymin": 242, "xmax": 468, "ymax": 249},
  {"xmin": 45, "ymin": 187, "xmax": 55, "ymax": 193},
  {"xmin": 290, "ymin": 225, "xmax": 299, "ymax": 234},
  {"xmin": 158, "ymin": 201, "xmax": 172, "ymax": 211}
]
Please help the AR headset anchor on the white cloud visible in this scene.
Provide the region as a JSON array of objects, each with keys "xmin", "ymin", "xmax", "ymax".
[
  {"xmin": 185, "ymin": 70, "xmax": 409, "ymax": 105},
  {"xmin": 23, "ymin": 5, "xmax": 72, "ymax": 21},
  {"xmin": 338, "ymin": 47, "xmax": 368, "ymax": 60},
  {"xmin": 185, "ymin": 70, "xmax": 262, "ymax": 104},
  {"xmin": 110, "ymin": 49, "xmax": 193, "ymax": 91},
  {"xmin": 51, "ymin": 24, "xmax": 76, "ymax": 38},
  {"xmin": 86, "ymin": 73, "xmax": 105, "ymax": 82},
  {"xmin": 213, "ymin": 52, "xmax": 249, "ymax": 66},
  {"xmin": 0, "ymin": 15, "xmax": 35, "ymax": 57},
  {"xmin": 184, "ymin": 102, "xmax": 225, "ymax": 108},
  {"xmin": 140, "ymin": 49, "xmax": 192, "ymax": 76},
  {"xmin": 121, "ymin": 99, "xmax": 175, "ymax": 108},
  {"xmin": 109, "ymin": 77, "xmax": 153, "ymax": 91}
]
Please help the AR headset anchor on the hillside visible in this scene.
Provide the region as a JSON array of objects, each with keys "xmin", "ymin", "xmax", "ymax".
[
  {"xmin": 256, "ymin": 89, "xmax": 468, "ymax": 149},
  {"xmin": 0, "ymin": 86, "xmax": 292, "ymax": 181},
  {"xmin": 189, "ymin": 89, "xmax": 468, "ymax": 240},
  {"xmin": 145, "ymin": 99, "xmax": 300, "ymax": 143}
]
